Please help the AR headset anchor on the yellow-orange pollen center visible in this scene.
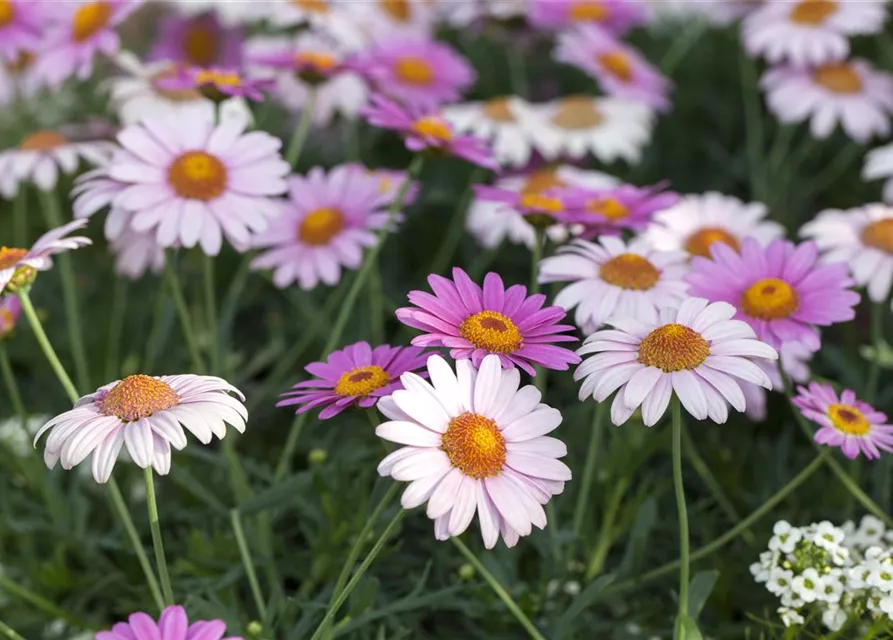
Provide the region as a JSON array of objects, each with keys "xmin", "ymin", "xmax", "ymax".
[
  {"xmin": 588, "ymin": 197, "xmax": 628, "ymax": 221},
  {"xmin": 296, "ymin": 51, "xmax": 337, "ymax": 72},
  {"xmin": 183, "ymin": 23, "xmax": 219, "ymax": 67},
  {"xmin": 551, "ymin": 96, "xmax": 603, "ymax": 130},
  {"xmin": 298, "ymin": 207, "xmax": 344, "ymax": 246},
  {"xmin": 381, "ymin": 0, "xmax": 411, "ymax": 21},
  {"xmin": 813, "ymin": 63, "xmax": 862, "ymax": 94},
  {"xmin": 194, "ymin": 69, "xmax": 243, "ymax": 88},
  {"xmin": 482, "ymin": 97, "xmax": 515, "ymax": 123},
  {"xmin": 441, "ymin": 412, "xmax": 506, "ymax": 479},
  {"xmin": 334, "ymin": 365, "xmax": 390, "ymax": 397},
  {"xmin": 98, "ymin": 374, "xmax": 180, "ymax": 422},
  {"xmin": 741, "ymin": 277, "xmax": 798, "ymax": 320},
  {"xmin": 569, "ymin": 1, "xmax": 609, "ymax": 21},
  {"xmin": 394, "ymin": 56, "xmax": 435, "ymax": 85},
  {"xmin": 19, "ymin": 131, "xmax": 68, "ymax": 151},
  {"xmin": 520, "ymin": 193, "xmax": 564, "ymax": 214},
  {"xmin": 638, "ymin": 323, "xmax": 710, "ymax": 372},
  {"xmin": 167, "ymin": 151, "xmax": 227, "ymax": 201},
  {"xmin": 0, "ymin": 246, "xmax": 26, "ymax": 270},
  {"xmin": 861, "ymin": 218, "xmax": 893, "ymax": 254},
  {"xmin": 293, "ymin": 0, "xmax": 329, "ymax": 13},
  {"xmin": 0, "ymin": 0, "xmax": 14, "ymax": 28},
  {"xmin": 599, "ymin": 51, "xmax": 633, "ymax": 82},
  {"xmin": 459, "ymin": 311, "xmax": 522, "ymax": 353},
  {"xmin": 685, "ymin": 227, "xmax": 740, "ymax": 258},
  {"xmin": 790, "ymin": 0, "xmax": 837, "ymax": 24},
  {"xmin": 827, "ymin": 403, "xmax": 871, "ymax": 436},
  {"xmin": 600, "ymin": 253, "xmax": 660, "ymax": 291},
  {"xmin": 521, "ymin": 170, "xmax": 567, "ymax": 195},
  {"xmin": 411, "ymin": 116, "xmax": 452, "ymax": 142},
  {"xmin": 71, "ymin": 2, "xmax": 112, "ymax": 43}
]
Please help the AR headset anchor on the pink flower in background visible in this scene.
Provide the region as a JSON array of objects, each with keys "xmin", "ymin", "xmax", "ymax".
[
  {"xmin": 148, "ymin": 11, "xmax": 243, "ymax": 68},
  {"xmin": 95, "ymin": 605, "xmax": 243, "ymax": 640},
  {"xmin": 0, "ymin": 295, "xmax": 22, "ymax": 340},
  {"xmin": 556, "ymin": 182, "xmax": 680, "ymax": 238},
  {"xmin": 529, "ymin": 0, "xmax": 646, "ymax": 34},
  {"xmin": 472, "ymin": 183, "xmax": 578, "ymax": 223},
  {"xmin": 111, "ymin": 228, "xmax": 166, "ymax": 280},
  {"xmin": 0, "ymin": 219, "xmax": 92, "ymax": 295},
  {"xmin": 278, "ymin": 342, "xmax": 429, "ymax": 419},
  {"xmin": 0, "ymin": 0, "xmax": 43, "ymax": 62},
  {"xmin": 742, "ymin": 341, "xmax": 815, "ymax": 422},
  {"xmin": 156, "ymin": 65, "xmax": 273, "ymax": 101},
  {"xmin": 341, "ymin": 162, "xmax": 420, "ymax": 206},
  {"xmin": 0, "ymin": 50, "xmax": 47, "ymax": 106}
]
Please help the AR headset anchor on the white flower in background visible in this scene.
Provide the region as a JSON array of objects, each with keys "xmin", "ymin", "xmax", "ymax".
[
  {"xmin": 0, "ymin": 414, "xmax": 50, "ymax": 458},
  {"xmin": 792, "ymin": 568, "xmax": 823, "ymax": 603},
  {"xmin": 778, "ymin": 606, "xmax": 805, "ymax": 627},
  {"xmin": 169, "ymin": 0, "xmax": 273, "ymax": 26},
  {"xmin": 767, "ymin": 568, "xmax": 795, "ymax": 596},
  {"xmin": 855, "ymin": 515, "xmax": 886, "ymax": 547},
  {"xmin": 814, "ymin": 520, "xmax": 846, "ymax": 551},
  {"xmin": 822, "ymin": 606, "xmax": 847, "ymax": 631},
  {"xmin": 769, "ymin": 520, "xmax": 803, "ymax": 554},
  {"xmin": 444, "ymin": 97, "xmax": 545, "ymax": 168},
  {"xmin": 864, "ymin": 143, "xmax": 893, "ymax": 203}
]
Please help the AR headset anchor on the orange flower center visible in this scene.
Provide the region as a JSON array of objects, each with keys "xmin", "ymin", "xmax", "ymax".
[
  {"xmin": 741, "ymin": 277, "xmax": 799, "ymax": 320},
  {"xmin": 334, "ymin": 365, "xmax": 390, "ymax": 396},
  {"xmin": 0, "ymin": 0, "xmax": 14, "ymax": 28},
  {"xmin": 194, "ymin": 69, "xmax": 243, "ymax": 88},
  {"xmin": 569, "ymin": 1, "xmax": 609, "ymax": 21},
  {"xmin": 827, "ymin": 403, "xmax": 871, "ymax": 436},
  {"xmin": 298, "ymin": 207, "xmax": 344, "ymax": 245},
  {"xmin": 19, "ymin": 131, "xmax": 68, "ymax": 151},
  {"xmin": 71, "ymin": 1, "xmax": 112, "ymax": 43},
  {"xmin": 588, "ymin": 197, "xmax": 628, "ymax": 221},
  {"xmin": 519, "ymin": 193, "xmax": 564, "ymax": 214},
  {"xmin": 167, "ymin": 151, "xmax": 228, "ymax": 201},
  {"xmin": 459, "ymin": 311, "xmax": 522, "ymax": 353},
  {"xmin": 790, "ymin": 0, "xmax": 837, "ymax": 24},
  {"xmin": 98, "ymin": 374, "xmax": 180, "ymax": 422},
  {"xmin": 482, "ymin": 97, "xmax": 515, "ymax": 123},
  {"xmin": 293, "ymin": 0, "xmax": 329, "ymax": 13},
  {"xmin": 520, "ymin": 169, "xmax": 567, "ymax": 195},
  {"xmin": 638, "ymin": 323, "xmax": 710, "ymax": 372},
  {"xmin": 394, "ymin": 56, "xmax": 435, "ymax": 85},
  {"xmin": 381, "ymin": 0, "xmax": 411, "ymax": 21},
  {"xmin": 411, "ymin": 116, "xmax": 452, "ymax": 142},
  {"xmin": 551, "ymin": 96, "xmax": 603, "ymax": 130},
  {"xmin": 0, "ymin": 308, "xmax": 15, "ymax": 337},
  {"xmin": 0, "ymin": 246, "xmax": 26, "ymax": 270},
  {"xmin": 295, "ymin": 50, "xmax": 337, "ymax": 72},
  {"xmin": 813, "ymin": 63, "xmax": 862, "ymax": 94},
  {"xmin": 183, "ymin": 22, "xmax": 219, "ymax": 67},
  {"xmin": 598, "ymin": 51, "xmax": 633, "ymax": 82},
  {"xmin": 685, "ymin": 227, "xmax": 740, "ymax": 258},
  {"xmin": 441, "ymin": 412, "xmax": 506, "ymax": 479},
  {"xmin": 599, "ymin": 253, "xmax": 660, "ymax": 290},
  {"xmin": 861, "ymin": 219, "xmax": 893, "ymax": 254}
]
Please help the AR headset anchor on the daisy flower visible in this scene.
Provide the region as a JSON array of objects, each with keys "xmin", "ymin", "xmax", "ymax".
[
  {"xmin": 148, "ymin": 11, "xmax": 243, "ymax": 68},
  {"xmin": 686, "ymin": 238, "xmax": 860, "ymax": 351},
  {"xmin": 0, "ymin": 51, "xmax": 47, "ymax": 107},
  {"xmin": 349, "ymin": 0, "xmax": 437, "ymax": 41},
  {"xmin": 0, "ymin": 295, "xmax": 22, "ymax": 341},
  {"xmin": 643, "ymin": 192, "xmax": 785, "ymax": 259},
  {"xmin": 528, "ymin": 95, "xmax": 655, "ymax": 165},
  {"xmin": 105, "ymin": 101, "xmax": 288, "ymax": 256},
  {"xmin": 396, "ymin": 268, "xmax": 580, "ymax": 376},
  {"xmin": 0, "ymin": 0, "xmax": 43, "ymax": 63},
  {"xmin": 444, "ymin": 97, "xmax": 546, "ymax": 168},
  {"xmin": 557, "ymin": 182, "xmax": 679, "ymax": 238},
  {"xmin": 800, "ymin": 204, "xmax": 893, "ymax": 304},
  {"xmin": 761, "ymin": 59, "xmax": 893, "ymax": 143},
  {"xmin": 864, "ymin": 144, "xmax": 893, "ymax": 203},
  {"xmin": 111, "ymin": 228, "xmax": 165, "ymax": 280},
  {"xmin": 266, "ymin": 0, "xmax": 361, "ymax": 42},
  {"xmin": 529, "ymin": 0, "xmax": 646, "ymax": 34},
  {"xmin": 0, "ymin": 219, "xmax": 92, "ymax": 295},
  {"xmin": 555, "ymin": 24, "xmax": 671, "ymax": 111},
  {"xmin": 743, "ymin": 0, "xmax": 886, "ymax": 66},
  {"xmin": 95, "ymin": 604, "xmax": 243, "ymax": 640},
  {"xmin": 576, "ymin": 297, "xmax": 779, "ymax": 426},
  {"xmin": 33, "ymin": 0, "xmax": 143, "ymax": 86},
  {"xmin": 157, "ymin": 65, "xmax": 273, "ymax": 102},
  {"xmin": 792, "ymin": 382, "xmax": 893, "ymax": 460},
  {"xmin": 278, "ymin": 341, "xmax": 428, "ymax": 419},
  {"xmin": 472, "ymin": 182, "xmax": 579, "ymax": 229},
  {"xmin": 376, "ymin": 354, "xmax": 570, "ymax": 548},
  {"xmin": 0, "ymin": 129, "xmax": 114, "ymax": 197},
  {"xmin": 350, "ymin": 38, "xmax": 475, "ymax": 108},
  {"xmin": 34, "ymin": 373, "xmax": 246, "ymax": 483},
  {"xmin": 341, "ymin": 162, "xmax": 420, "ymax": 206},
  {"xmin": 742, "ymin": 341, "xmax": 814, "ymax": 422},
  {"xmin": 169, "ymin": 0, "xmax": 270, "ymax": 27},
  {"xmin": 250, "ymin": 165, "xmax": 397, "ymax": 290},
  {"xmin": 438, "ymin": 0, "xmax": 528, "ymax": 26},
  {"xmin": 362, "ymin": 95, "xmax": 498, "ymax": 170},
  {"xmin": 539, "ymin": 236, "xmax": 689, "ymax": 334}
]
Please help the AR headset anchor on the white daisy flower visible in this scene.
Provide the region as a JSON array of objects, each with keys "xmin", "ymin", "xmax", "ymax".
[
  {"xmin": 444, "ymin": 96, "xmax": 544, "ymax": 168},
  {"xmin": 792, "ymin": 567, "xmax": 823, "ymax": 603},
  {"xmin": 863, "ymin": 142, "xmax": 893, "ymax": 203},
  {"xmin": 0, "ymin": 414, "xmax": 49, "ymax": 458},
  {"xmin": 169, "ymin": 0, "xmax": 273, "ymax": 26},
  {"xmin": 0, "ymin": 219, "xmax": 92, "ymax": 296},
  {"xmin": 348, "ymin": 0, "xmax": 438, "ymax": 41},
  {"xmin": 266, "ymin": 0, "xmax": 362, "ymax": 44}
]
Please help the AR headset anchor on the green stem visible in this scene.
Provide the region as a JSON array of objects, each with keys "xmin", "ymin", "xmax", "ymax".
[
  {"xmin": 202, "ymin": 254, "xmax": 220, "ymax": 374},
  {"xmin": 428, "ymin": 167, "xmax": 486, "ymax": 277},
  {"xmin": 17, "ymin": 290, "xmax": 79, "ymax": 404},
  {"xmin": 739, "ymin": 49, "xmax": 767, "ymax": 202},
  {"xmin": 0, "ymin": 570, "xmax": 88, "ymax": 628},
  {"xmin": 230, "ymin": 508, "xmax": 266, "ymax": 620},
  {"xmin": 0, "ymin": 344, "xmax": 27, "ymax": 428},
  {"xmin": 659, "ymin": 19, "xmax": 706, "ymax": 75},
  {"xmin": 369, "ymin": 261, "xmax": 384, "ymax": 345},
  {"xmin": 452, "ymin": 538, "xmax": 548, "ymax": 640},
  {"xmin": 145, "ymin": 467, "xmax": 175, "ymax": 606},
  {"xmin": 164, "ymin": 258, "xmax": 205, "ymax": 373},
  {"xmin": 12, "ymin": 184, "xmax": 27, "ymax": 247},
  {"xmin": 507, "ymin": 51, "xmax": 529, "ymax": 98},
  {"xmin": 584, "ymin": 477, "xmax": 628, "ymax": 580},
  {"xmin": 104, "ymin": 277, "xmax": 128, "ymax": 381},
  {"xmin": 867, "ymin": 301, "xmax": 884, "ymax": 403},
  {"xmin": 344, "ymin": 116, "xmax": 361, "ymax": 163},
  {"xmin": 308, "ymin": 510, "xmax": 405, "ymax": 640},
  {"xmin": 530, "ymin": 228, "xmax": 544, "ymax": 296},
  {"xmin": 286, "ymin": 88, "xmax": 317, "ymax": 167},
  {"xmin": 143, "ymin": 282, "xmax": 170, "ymax": 374},
  {"xmin": 671, "ymin": 397, "xmax": 690, "ymax": 638},
  {"xmin": 0, "ymin": 620, "xmax": 26, "ymax": 640},
  {"xmin": 573, "ymin": 402, "xmax": 605, "ymax": 542},
  {"xmin": 39, "ymin": 189, "xmax": 90, "ymax": 391}
]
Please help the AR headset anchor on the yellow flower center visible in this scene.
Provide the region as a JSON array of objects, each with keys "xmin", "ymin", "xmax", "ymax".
[
  {"xmin": 381, "ymin": 0, "xmax": 411, "ymax": 21},
  {"xmin": 550, "ymin": 96, "xmax": 603, "ymax": 130},
  {"xmin": 0, "ymin": 308, "xmax": 14, "ymax": 338},
  {"xmin": 790, "ymin": 0, "xmax": 837, "ymax": 24},
  {"xmin": 0, "ymin": 247, "xmax": 35, "ymax": 292},
  {"xmin": 588, "ymin": 197, "xmax": 628, "ymax": 221},
  {"xmin": 520, "ymin": 169, "xmax": 567, "ymax": 195},
  {"xmin": 19, "ymin": 131, "xmax": 68, "ymax": 151},
  {"xmin": 394, "ymin": 56, "xmax": 435, "ymax": 85},
  {"xmin": 519, "ymin": 193, "xmax": 564, "ymax": 214},
  {"xmin": 71, "ymin": 2, "xmax": 112, "ymax": 43},
  {"xmin": 0, "ymin": 246, "xmax": 26, "ymax": 270},
  {"xmin": 638, "ymin": 323, "xmax": 710, "ymax": 372},
  {"xmin": 598, "ymin": 51, "xmax": 633, "ymax": 82},
  {"xmin": 298, "ymin": 207, "xmax": 344, "ymax": 246},
  {"xmin": 569, "ymin": 0, "xmax": 609, "ymax": 21},
  {"xmin": 0, "ymin": 0, "xmax": 14, "ymax": 28},
  {"xmin": 459, "ymin": 311, "xmax": 522, "ymax": 353},
  {"xmin": 295, "ymin": 50, "xmax": 337, "ymax": 72},
  {"xmin": 98, "ymin": 374, "xmax": 180, "ymax": 422},
  {"xmin": 861, "ymin": 218, "xmax": 893, "ymax": 254},
  {"xmin": 741, "ymin": 278, "xmax": 799, "ymax": 320},
  {"xmin": 482, "ymin": 97, "xmax": 515, "ymax": 123},
  {"xmin": 194, "ymin": 69, "xmax": 243, "ymax": 88},
  {"xmin": 410, "ymin": 116, "xmax": 452, "ymax": 141},
  {"xmin": 167, "ymin": 151, "xmax": 228, "ymax": 201},
  {"xmin": 441, "ymin": 412, "xmax": 506, "ymax": 479},
  {"xmin": 685, "ymin": 227, "xmax": 740, "ymax": 258},
  {"xmin": 151, "ymin": 66, "xmax": 203, "ymax": 101},
  {"xmin": 827, "ymin": 403, "xmax": 871, "ymax": 435},
  {"xmin": 813, "ymin": 63, "xmax": 862, "ymax": 94},
  {"xmin": 599, "ymin": 253, "xmax": 660, "ymax": 291},
  {"xmin": 293, "ymin": 0, "xmax": 329, "ymax": 13},
  {"xmin": 183, "ymin": 22, "xmax": 219, "ymax": 67},
  {"xmin": 333, "ymin": 365, "xmax": 390, "ymax": 397}
]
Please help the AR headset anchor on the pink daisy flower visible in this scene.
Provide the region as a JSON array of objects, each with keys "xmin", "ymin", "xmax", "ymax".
[
  {"xmin": 0, "ymin": 295, "xmax": 22, "ymax": 340},
  {"xmin": 341, "ymin": 161, "xmax": 421, "ymax": 206},
  {"xmin": 95, "ymin": 604, "xmax": 243, "ymax": 640},
  {"xmin": 111, "ymin": 228, "xmax": 166, "ymax": 280},
  {"xmin": 686, "ymin": 238, "xmax": 860, "ymax": 351},
  {"xmin": 34, "ymin": 373, "xmax": 247, "ymax": 484},
  {"xmin": 741, "ymin": 341, "xmax": 814, "ymax": 422},
  {"xmin": 762, "ymin": 59, "xmax": 893, "ymax": 143},
  {"xmin": 105, "ymin": 101, "xmax": 289, "ymax": 256},
  {"xmin": 0, "ymin": 219, "xmax": 92, "ymax": 295},
  {"xmin": 576, "ymin": 297, "xmax": 778, "ymax": 426},
  {"xmin": 529, "ymin": 0, "xmax": 646, "ymax": 34},
  {"xmin": 362, "ymin": 95, "xmax": 498, "ymax": 170},
  {"xmin": 0, "ymin": 0, "xmax": 43, "ymax": 63},
  {"xmin": 396, "ymin": 268, "xmax": 580, "ymax": 376},
  {"xmin": 376, "ymin": 354, "xmax": 570, "ymax": 548},
  {"xmin": 148, "ymin": 11, "xmax": 243, "ymax": 68},
  {"xmin": 554, "ymin": 24, "xmax": 671, "ymax": 112},
  {"xmin": 350, "ymin": 37, "xmax": 475, "ymax": 108},
  {"xmin": 472, "ymin": 183, "xmax": 579, "ymax": 227},
  {"xmin": 278, "ymin": 341, "xmax": 429, "ymax": 420},
  {"xmin": 34, "ymin": 0, "xmax": 143, "ymax": 86},
  {"xmin": 250, "ymin": 164, "xmax": 397, "ymax": 290},
  {"xmin": 156, "ymin": 65, "xmax": 273, "ymax": 101},
  {"xmin": 792, "ymin": 382, "xmax": 893, "ymax": 460},
  {"xmin": 556, "ymin": 182, "xmax": 680, "ymax": 238}
]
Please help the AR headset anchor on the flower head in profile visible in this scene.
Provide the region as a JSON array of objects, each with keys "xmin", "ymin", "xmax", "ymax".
[
  {"xmin": 686, "ymin": 238, "xmax": 860, "ymax": 351},
  {"xmin": 557, "ymin": 182, "xmax": 679, "ymax": 238},
  {"xmin": 529, "ymin": 0, "xmax": 646, "ymax": 34},
  {"xmin": 341, "ymin": 162, "xmax": 420, "ymax": 207},
  {"xmin": 278, "ymin": 341, "xmax": 429, "ymax": 419},
  {"xmin": 0, "ymin": 0, "xmax": 43, "ymax": 63},
  {"xmin": 111, "ymin": 228, "xmax": 166, "ymax": 280},
  {"xmin": 377, "ymin": 354, "xmax": 570, "ymax": 548},
  {"xmin": 576, "ymin": 297, "xmax": 778, "ymax": 426},
  {"xmin": 397, "ymin": 268, "xmax": 580, "ymax": 376},
  {"xmin": 362, "ymin": 95, "xmax": 498, "ymax": 170},
  {"xmin": 793, "ymin": 382, "xmax": 893, "ymax": 460},
  {"xmin": 472, "ymin": 183, "xmax": 578, "ymax": 229},
  {"xmin": 444, "ymin": 96, "xmax": 544, "ymax": 169},
  {"xmin": 539, "ymin": 237, "xmax": 689, "ymax": 335},
  {"xmin": 156, "ymin": 65, "xmax": 272, "ymax": 101},
  {"xmin": 0, "ymin": 219, "xmax": 92, "ymax": 295},
  {"xmin": 34, "ymin": 374, "xmax": 246, "ymax": 484},
  {"xmin": 0, "ymin": 295, "xmax": 22, "ymax": 340},
  {"xmin": 148, "ymin": 11, "xmax": 242, "ymax": 68},
  {"xmin": 864, "ymin": 145, "xmax": 893, "ymax": 204},
  {"xmin": 95, "ymin": 604, "xmax": 243, "ymax": 640},
  {"xmin": 742, "ymin": 341, "xmax": 815, "ymax": 422}
]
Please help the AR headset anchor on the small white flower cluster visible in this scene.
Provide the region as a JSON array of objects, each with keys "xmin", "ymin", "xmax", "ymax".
[{"xmin": 751, "ymin": 517, "xmax": 893, "ymax": 632}]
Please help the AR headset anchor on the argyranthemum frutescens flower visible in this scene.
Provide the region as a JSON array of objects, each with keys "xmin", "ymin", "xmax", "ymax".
[
  {"xmin": 0, "ymin": 219, "xmax": 92, "ymax": 295},
  {"xmin": 576, "ymin": 297, "xmax": 778, "ymax": 425},
  {"xmin": 376, "ymin": 354, "xmax": 570, "ymax": 548},
  {"xmin": 34, "ymin": 374, "xmax": 246, "ymax": 483},
  {"xmin": 95, "ymin": 604, "xmax": 243, "ymax": 640}
]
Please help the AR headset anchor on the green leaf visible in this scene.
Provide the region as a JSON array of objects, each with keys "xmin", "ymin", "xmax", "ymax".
[
  {"xmin": 861, "ymin": 339, "xmax": 893, "ymax": 370},
  {"xmin": 620, "ymin": 497, "xmax": 657, "ymax": 575},
  {"xmin": 687, "ymin": 570, "xmax": 719, "ymax": 621},
  {"xmin": 679, "ymin": 613, "xmax": 705, "ymax": 640},
  {"xmin": 236, "ymin": 471, "xmax": 310, "ymax": 516}
]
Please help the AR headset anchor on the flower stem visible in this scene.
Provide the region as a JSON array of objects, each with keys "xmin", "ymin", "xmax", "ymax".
[
  {"xmin": 12, "ymin": 184, "xmax": 27, "ymax": 247},
  {"xmin": 428, "ymin": 167, "xmax": 486, "ymax": 277},
  {"xmin": 230, "ymin": 508, "xmax": 266, "ymax": 620},
  {"xmin": 0, "ymin": 344, "xmax": 28, "ymax": 429},
  {"xmin": 104, "ymin": 276, "xmax": 128, "ymax": 381},
  {"xmin": 145, "ymin": 467, "xmax": 175, "ymax": 606},
  {"xmin": 671, "ymin": 397, "xmax": 690, "ymax": 638},
  {"xmin": 0, "ymin": 620, "xmax": 26, "ymax": 640},
  {"xmin": 0, "ymin": 571, "xmax": 89, "ymax": 629},
  {"xmin": 866, "ymin": 301, "xmax": 884, "ymax": 403},
  {"xmin": 530, "ymin": 228, "xmax": 544, "ymax": 296},
  {"xmin": 164, "ymin": 257, "xmax": 206, "ymax": 373},
  {"xmin": 143, "ymin": 282, "xmax": 170, "ymax": 375},
  {"xmin": 452, "ymin": 538, "xmax": 548, "ymax": 640},
  {"xmin": 202, "ymin": 254, "xmax": 220, "ymax": 374},
  {"xmin": 17, "ymin": 290, "xmax": 79, "ymax": 404},
  {"xmin": 573, "ymin": 402, "xmax": 605, "ymax": 542},
  {"xmin": 286, "ymin": 88, "xmax": 317, "ymax": 167}
]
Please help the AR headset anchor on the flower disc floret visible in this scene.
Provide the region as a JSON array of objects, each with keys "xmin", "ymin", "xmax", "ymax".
[
  {"xmin": 637, "ymin": 323, "xmax": 710, "ymax": 372},
  {"xmin": 460, "ymin": 311, "xmax": 522, "ymax": 353},
  {"xmin": 598, "ymin": 253, "xmax": 660, "ymax": 290},
  {"xmin": 334, "ymin": 365, "xmax": 391, "ymax": 397},
  {"xmin": 861, "ymin": 218, "xmax": 893, "ymax": 254},
  {"xmin": 298, "ymin": 207, "xmax": 344, "ymax": 245},
  {"xmin": 167, "ymin": 151, "xmax": 228, "ymax": 201},
  {"xmin": 72, "ymin": 2, "xmax": 112, "ymax": 43},
  {"xmin": 741, "ymin": 277, "xmax": 799, "ymax": 320},
  {"xmin": 813, "ymin": 63, "xmax": 862, "ymax": 94},
  {"xmin": 685, "ymin": 227, "xmax": 740, "ymax": 258},
  {"xmin": 98, "ymin": 374, "xmax": 180, "ymax": 422},
  {"xmin": 790, "ymin": 0, "xmax": 837, "ymax": 24},
  {"xmin": 828, "ymin": 404, "xmax": 871, "ymax": 436},
  {"xmin": 440, "ymin": 412, "xmax": 506, "ymax": 479},
  {"xmin": 19, "ymin": 131, "xmax": 68, "ymax": 151},
  {"xmin": 394, "ymin": 56, "xmax": 434, "ymax": 85}
]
